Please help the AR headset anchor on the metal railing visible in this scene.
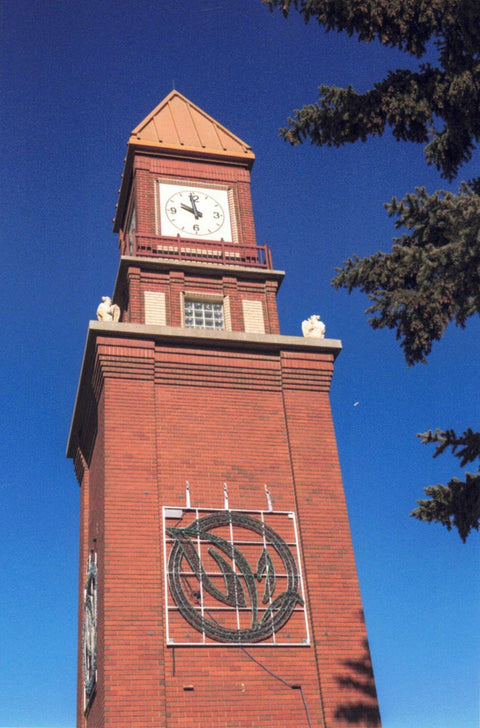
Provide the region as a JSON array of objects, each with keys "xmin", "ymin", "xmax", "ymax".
[{"xmin": 121, "ymin": 233, "xmax": 273, "ymax": 269}]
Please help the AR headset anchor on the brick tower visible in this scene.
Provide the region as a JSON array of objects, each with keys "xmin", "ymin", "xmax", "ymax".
[{"xmin": 67, "ymin": 91, "xmax": 381, "ymax": 728}]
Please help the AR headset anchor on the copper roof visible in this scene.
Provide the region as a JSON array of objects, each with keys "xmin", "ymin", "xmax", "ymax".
[
  {"xmin": 114, "ymin": 91, "xmax": 255, "ymax": 231},
  {"xmin": 128, "ymin": 90, "xmax": 254, "ymax": 164}
]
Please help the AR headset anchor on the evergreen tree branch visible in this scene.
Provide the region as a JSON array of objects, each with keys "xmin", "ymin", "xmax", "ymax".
[
  {"xmin": 411, "ymin": 474, "xmax": 480, "ymax": 542},
  {"xmin": 265, "ymin": 0, "xmax": 480, "ymax": 180},
  {"xmin": 332, "ymin": 185, "xmax": 480, "ymax": 365},
  {"xmin": 418, "ymin": 427, "xmax": 480, "ymax": 466},
  {"xmin": 263, "ymin": 0, "xmax": 458, "ymax": 56},
  {"xmin": 281, "ymin": 67, "xmax": 437, "ymax": 145},
  {"xmin": 411, "ymin": 428, "xmax": 480, "ymax": 541}
]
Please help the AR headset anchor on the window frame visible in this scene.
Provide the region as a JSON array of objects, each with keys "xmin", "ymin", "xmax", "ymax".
[{"xmin": 183, "ymin": 293, "xmax": 226, "ymax": 331}]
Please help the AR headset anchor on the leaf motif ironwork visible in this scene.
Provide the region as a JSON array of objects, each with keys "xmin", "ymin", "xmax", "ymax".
[
  {"xmin": 256, "ymin": 547, "xmax": 276, "ymax": 604},
  {"xmin": 167, "ymin": 511, "xmax": 303, "ymax": 643}
]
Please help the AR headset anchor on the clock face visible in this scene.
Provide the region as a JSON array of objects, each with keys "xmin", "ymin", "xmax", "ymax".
[{"xmin": 159, "ymin": 183, "xmax": 233, "ymax": 242}]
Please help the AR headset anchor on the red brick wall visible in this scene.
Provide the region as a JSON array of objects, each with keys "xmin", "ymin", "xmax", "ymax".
[
  {"xmin": 74, "ymin": 335, "xmax": 380, "ymax": 727},
  {"xmin": 121, "ymin": 263, "xmax": 280, "ymax": 334},
  {"xmin": 280, "ymin": 352, "xmax": 377, "ymax": 725}
]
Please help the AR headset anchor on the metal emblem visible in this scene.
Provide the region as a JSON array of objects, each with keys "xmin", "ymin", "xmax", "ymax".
[{"xmin": 166, "ymin": 510, "xmax": 304, "ymax": 644}]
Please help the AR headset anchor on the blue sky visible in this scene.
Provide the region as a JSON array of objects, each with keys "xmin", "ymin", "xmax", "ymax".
[{"xmin": 1, "ymin": 2, "xmax": 478, "ymax": 727}]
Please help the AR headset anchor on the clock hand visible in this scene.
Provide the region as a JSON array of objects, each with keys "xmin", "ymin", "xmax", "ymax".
[
  {"xmin": 180, "ymin": 201, "xmax": 203, "ymax": 218},
  {"xmin": 189, "ymin": 193, "xmax": 202, "ymax": 219}
]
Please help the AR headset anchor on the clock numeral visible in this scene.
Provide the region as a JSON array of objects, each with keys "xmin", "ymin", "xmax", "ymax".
[
  {"xmin": 193, "ymin": 224, "xmax": 200, "ymax": 233},
  {"xmin": 169, "ymin": 206, "xmax": 177, "ymax": 215},
  {"xmin": 213, "ymin": 211, "xmax": 220, "ymax": 219}
]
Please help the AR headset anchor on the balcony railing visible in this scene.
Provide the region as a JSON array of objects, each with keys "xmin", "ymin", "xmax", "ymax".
[{"xmin": 121, "ymin": 233, "xmax": 273, "ymax": 269}]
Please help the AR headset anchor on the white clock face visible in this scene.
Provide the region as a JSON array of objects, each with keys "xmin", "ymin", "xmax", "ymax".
[{"xmin": 159, "ymin": 183, "xmax": 233, "ymax": 242}]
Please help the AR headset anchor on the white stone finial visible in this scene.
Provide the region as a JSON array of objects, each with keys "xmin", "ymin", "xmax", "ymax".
[
  {"xmin": 302, "ymin": 314, "xmax": 325, "ymax": 338},
  {"xmin": 97, "ymin": 296, "xmax": 121, "ymax": 322}
]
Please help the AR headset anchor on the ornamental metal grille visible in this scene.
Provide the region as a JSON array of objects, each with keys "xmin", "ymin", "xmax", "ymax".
[
  {"xmin": 184, "ymin": 300, "xmax": 224, "ymax": 330},
  {"xmin": 82, "ymin": 554, "xmax": 97, "ymax": 704},
  {"xmin": 163, "ymin": 507, "xmax": 309, "ymax": 646}
]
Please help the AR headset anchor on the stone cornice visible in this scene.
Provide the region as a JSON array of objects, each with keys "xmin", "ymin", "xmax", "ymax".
[{"xmin": 86, "ymin": 320, "xmax": 341, "ymax": 356}]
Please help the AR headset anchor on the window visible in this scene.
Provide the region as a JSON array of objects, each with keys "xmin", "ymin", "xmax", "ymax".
[{"xmin": 184, "ymin": 299, "xmax": 224, "ymax": 330}]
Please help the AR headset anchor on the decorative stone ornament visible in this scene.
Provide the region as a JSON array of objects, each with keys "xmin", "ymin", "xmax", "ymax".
[
  {"xmin": 96, "ymin": 296, "xmax": 120, "ymax": 322},
  {"xmin": 301, "ymin": 314, "xmax": 326, "ymax": 338},
  {"xmin": 82, "ymin": 555, "xmax": 97, "ymax": 701}
]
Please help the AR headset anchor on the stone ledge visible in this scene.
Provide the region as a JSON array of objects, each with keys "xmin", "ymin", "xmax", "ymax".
[{"xmin": 86, "ymin": 320, "xmax": 342, "ymax": 358}]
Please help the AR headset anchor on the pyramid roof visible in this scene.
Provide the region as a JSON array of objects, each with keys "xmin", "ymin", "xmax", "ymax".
[{"xmin": 129, "ymin": 90, "xmax": 254, "ymax": 162}]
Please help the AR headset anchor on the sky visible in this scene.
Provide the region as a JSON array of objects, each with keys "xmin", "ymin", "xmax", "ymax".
[{"xmin": 1, "ymin": 2, "xmax": 478, "ymax": 727}]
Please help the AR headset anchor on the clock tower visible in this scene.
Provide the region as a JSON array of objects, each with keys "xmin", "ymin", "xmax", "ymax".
[{"xmin": 68, "ymin": 91, "xmax": 381, "ymax": 728}]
